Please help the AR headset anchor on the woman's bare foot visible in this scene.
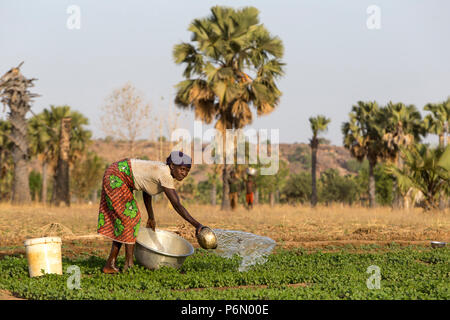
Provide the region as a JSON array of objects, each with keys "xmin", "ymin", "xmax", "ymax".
[
  {"xmin": 103, "ymin": 241, "xmax": 122, "ymax": 274},
  {"xmin": 102, "ymin": 264, "xmax": 119, "ymax": 274},
  {"xmin": 122, "ymin": 262, "xmax": 134, "ymax": 272},
  {"xmin": 123, "ymin": 243, "xmax": 135, "ymax": 272}
]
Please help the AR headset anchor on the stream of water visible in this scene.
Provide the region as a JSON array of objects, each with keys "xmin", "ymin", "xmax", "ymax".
[{"xmin": 211, "ymin": 229, "xmax": 277, "ymax": 272}]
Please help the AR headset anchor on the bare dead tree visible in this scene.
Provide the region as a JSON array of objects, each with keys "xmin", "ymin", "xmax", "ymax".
[
  {"xmin": 0, "ymin": 62, "xmax": 39, "ymax": 204},
  {"xmin": 100, "ymin": 83, "xmax": 151, "ymax": 156}
]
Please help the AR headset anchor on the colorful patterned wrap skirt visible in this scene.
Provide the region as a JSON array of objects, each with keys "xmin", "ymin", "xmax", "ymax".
[{"xmin": 97, "ymin": 159, "xmax": 141, "ymax": 244}]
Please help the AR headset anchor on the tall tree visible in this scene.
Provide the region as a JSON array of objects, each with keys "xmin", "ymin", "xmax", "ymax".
[
  {"xmin": 424, "ymin": 98, "xmax": 450, "ymax": 148},
  {"xmin": 309, "ymin": 115, "xmax": 331, "ymax": 207},
  {"xmin": 0, "ymin": 62, "xmax": 39, "ymax": 204},
  {"xmin": 53, "ymin": 117, "xmax": 71, "ymax": 206},
  {"xmin": 423, "ymin": 98, "xmax": 450, "ymax": 208},
  {"xmin": 28, "ymin": 105, "xmax": 92, "ymax": 204},
  {"xmin": 28, "ymin": 113, "xmax": 51, "ymax": 203},
  {"xmin": 380, "ymin": 102, "xmax": 424, "ymax": 207},
  {"xmin": 342, "ymin": 101, "xmax": 384, "ymax": 208},
  {"xmin": 101, "ymin": 82, "xmax": 151, "ymax": 156},
  {"xmin": 173, "ymin": 6, "xmax": 285, "ymax": 210}
]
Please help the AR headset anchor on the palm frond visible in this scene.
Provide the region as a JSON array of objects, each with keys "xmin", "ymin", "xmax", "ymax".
[{"xmin": 173, "ymin": 5, "xmax": 284, "ymax": 131}]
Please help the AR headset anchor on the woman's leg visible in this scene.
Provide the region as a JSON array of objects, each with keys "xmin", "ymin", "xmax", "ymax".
[
  {"xmin": 103, "ymin": 241, "xmax": 122, "ymax": 274},
  {"xmin": 123, "ymin": 243, "xmax": 135, "ymax": 271}
]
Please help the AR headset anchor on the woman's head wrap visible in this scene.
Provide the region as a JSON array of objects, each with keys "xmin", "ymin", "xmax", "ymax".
[{"xmin": 166, "ymin": 151, "xmax": 192, "ymax": 168}]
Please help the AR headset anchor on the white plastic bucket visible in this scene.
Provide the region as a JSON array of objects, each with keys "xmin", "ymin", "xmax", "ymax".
[{"xmin": 24, "ymin": 237, "xmax": 62, "ymax": 277}]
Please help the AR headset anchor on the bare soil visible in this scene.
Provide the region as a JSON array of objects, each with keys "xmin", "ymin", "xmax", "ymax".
[{"xmin": 0, "ymin": 289, "xmax": 24, "ymax": 300}]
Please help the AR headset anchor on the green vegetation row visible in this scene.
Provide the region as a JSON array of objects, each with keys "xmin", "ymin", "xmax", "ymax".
[{"xmin": 1, "ymin": 247, "xmax": 448, "ymax": 300}]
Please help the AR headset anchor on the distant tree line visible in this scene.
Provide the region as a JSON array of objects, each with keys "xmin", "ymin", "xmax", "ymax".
[{"xmin": 0, "ymin": 104, "xmax": 106, "ymax": 204}]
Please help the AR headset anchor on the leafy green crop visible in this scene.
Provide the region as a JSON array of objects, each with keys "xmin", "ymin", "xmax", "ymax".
[{"xmin": 0, "ymin": 247, "xmax": 448, "ymax": 300}]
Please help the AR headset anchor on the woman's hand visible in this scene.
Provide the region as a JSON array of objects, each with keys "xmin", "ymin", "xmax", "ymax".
[
  {"xmin": 195, "ymin": 224, "xmax": 204, "ymax": 236},
  {"xmin": 146, "ymin": 218, "xmax": 156, "ymax": 231},
  {"xmin": 143, "ymin": 192, "xmax": 156, "ymax": 231}
]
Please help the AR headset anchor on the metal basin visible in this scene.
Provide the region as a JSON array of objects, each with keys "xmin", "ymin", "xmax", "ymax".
[
  {"xmin": 431, "ymin": 241, "xmax": 446, "ymax": 248},
  {"xmin": 134, "ymin": 228, "xmax": 194, "ymax": 270}
]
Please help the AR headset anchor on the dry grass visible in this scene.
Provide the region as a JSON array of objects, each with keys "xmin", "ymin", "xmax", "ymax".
[{"xmin": 0, "ymin": 202, "xmax": 448, "ymax": 249}]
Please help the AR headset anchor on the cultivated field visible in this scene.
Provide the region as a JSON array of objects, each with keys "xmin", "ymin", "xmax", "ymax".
[{"xmin": 1, "ymin": 203, "xmax": 449, "ymax": 300}]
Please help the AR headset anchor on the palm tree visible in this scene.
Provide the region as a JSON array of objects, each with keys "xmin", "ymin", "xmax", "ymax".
[
  {"xmin": 0, "ymin": 62, "xmax": 39, "ymax": 204},
  {"xmin": 423, "ymin": 98, "xmax": 450, "ymax": 208},
  {"xmin": 173, "ymin": 6, "xmax": 285, "ymax": 210},
  {"xmin": 309, "ymin": 115, "xmax": 331, "ymax": 207},
  {"xmin": 28, "ymin": 105, "xmax": 92, "ymax": 204},
  {"xmin": 28, "ymin": 113, "xmax": 52, "ymax": 203},
  {"xmin": 386, "ymin": 144, "xmax": 449, "ymax": 210},
  {"xmin": 424, "ymin": 98, "xmax": 450, "ymax": 148},
  {"xmin": 342, "ymin": 101, "xmax": 384, "ymax": 207},
  {"xmin": 380, "ymin": 102, "xmax": 424, "ymax": 207}
]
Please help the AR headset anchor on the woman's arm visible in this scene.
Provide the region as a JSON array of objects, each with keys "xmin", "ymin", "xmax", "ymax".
[
  {"xmin": 143, "ymin": 192, "xmax": 156, "ymax": 231},
  {"xmin": 162, "ymin": 187, "xmax": 203, "ymax": 235}
]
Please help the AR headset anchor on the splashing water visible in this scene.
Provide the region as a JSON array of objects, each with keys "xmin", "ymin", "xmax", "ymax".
[{"xmin": 211, "ymin": 229, "xmax": 276, "ymax": 272}]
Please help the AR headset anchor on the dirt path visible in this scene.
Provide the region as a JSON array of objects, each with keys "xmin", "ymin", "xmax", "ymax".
[
  {"xmin": 0, "ymin": 290, "xmax": 24, "ymax": 300},
  {"xmin": 281, "ymin": 239, "xmax": 434, "ymax": 249}
]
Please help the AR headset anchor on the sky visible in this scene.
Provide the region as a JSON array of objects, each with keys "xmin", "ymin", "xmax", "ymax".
[{"xmin": 1, "ymin": 0, "xmax": 449, "ymax": 146}]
